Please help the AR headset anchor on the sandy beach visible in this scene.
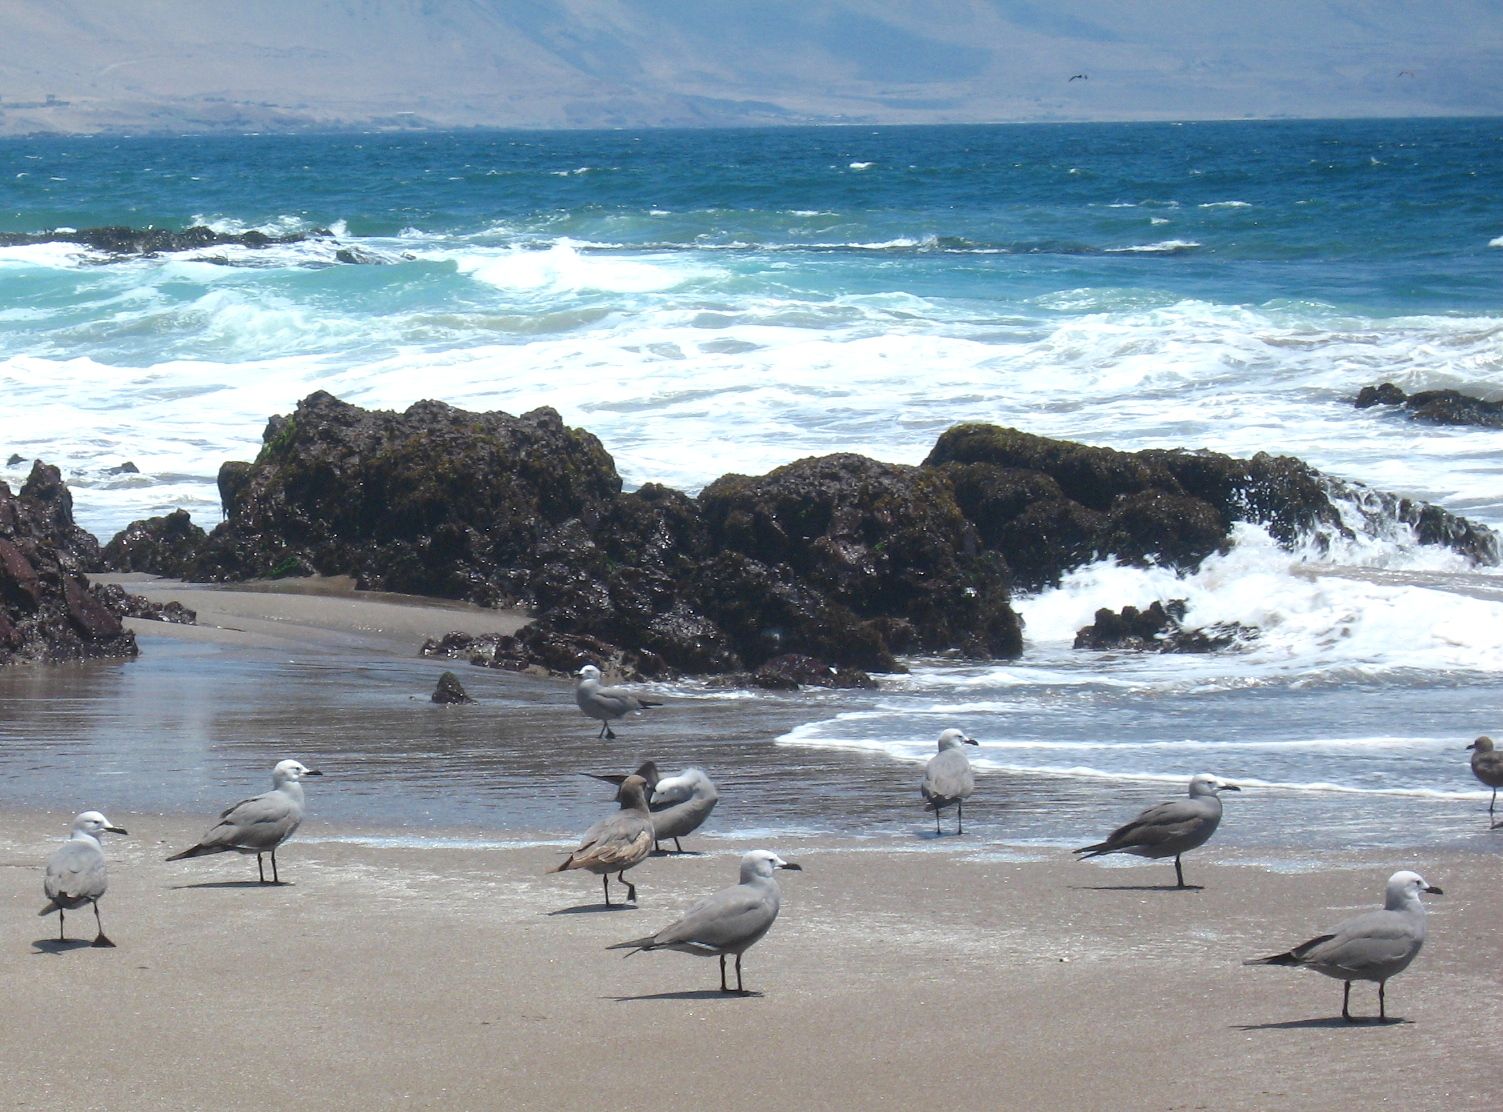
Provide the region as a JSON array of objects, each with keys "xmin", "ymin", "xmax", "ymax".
[{"xmin": 1, "ymin": 578, "xmax": 1500, "ymax": 1110}]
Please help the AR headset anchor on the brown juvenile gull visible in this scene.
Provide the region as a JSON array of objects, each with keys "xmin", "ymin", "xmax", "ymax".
[
  {"xmin": 588, "ymin": 761, "xmax": 719, "ymax": 853},
  {"xmin": 1245, "ymin": 870, "xmax": 1442, "ymax": 1023},
  {"xmin": 40, "ymin": 811, "xmax": 128, "ymax": 946},
  {"xmin": 1466, "ymin": 735, "xmax": 1503, "ymax": 825},
  {"xmin": 549, "ymin": 773, "xmax": 655, "ymax": 905},
  {"xmin": 920, "ymin": 727, "xmax": 979, "ymax": 835},
  {"xmin": 167, "ymin": 759, "xmax": 323, "ymax": 884},
  {"xmin": 575, "ymin": 664, "xmax": 661, "ymax": 740},
  {"xmin": 1073, "ymin": 773, "xmax": 1240, "ymax": 888},
  {"xmin": 610, "ymin": 850, "xmax": 801, "ymax": 993}
]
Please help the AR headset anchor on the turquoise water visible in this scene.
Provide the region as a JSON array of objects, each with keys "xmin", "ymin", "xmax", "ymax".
[{"xmin": 2, "ymin": 118, "xmax": 1502, "ymax": 848}]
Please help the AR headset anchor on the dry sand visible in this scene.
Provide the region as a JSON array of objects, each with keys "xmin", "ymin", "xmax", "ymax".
[{"xmin": 2, "ymin": 577, "xmax": 1499, "ymax": 1110}]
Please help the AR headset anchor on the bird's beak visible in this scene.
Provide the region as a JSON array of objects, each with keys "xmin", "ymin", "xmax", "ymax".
[
  {"xmin": 1221, "ymin": 783, "xmax": 1241, "ymax": 791},
  {"xmin": 962, "ymin": 737, "xmax": 979, "ymax": 746},
  {"xmin": 1466, "ymin": 742, "xmax": 1478, "ymax": 751},
  {"xmin": 304, "ymin": 769, "xmax": 324, "ymax": 777},
  {"xmin": 1425, "ymin": 885, "xmax": 1444, "ymax": 895},
  {"xmin": 105, "ymin": 826, "xmax": 128, "ymax": 835},
  {"xmin": 779, "ymin": 862, "xmax": 803, "ymax": 871}
]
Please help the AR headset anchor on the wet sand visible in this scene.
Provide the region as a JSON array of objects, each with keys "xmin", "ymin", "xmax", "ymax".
[
  {"xmin": 2, "ymin": 812, "xmax": 1498, "ymax": 1111},
  {"xmin": 2, "ymin": 579, "xmax": 1499, "ymax": 1109}
]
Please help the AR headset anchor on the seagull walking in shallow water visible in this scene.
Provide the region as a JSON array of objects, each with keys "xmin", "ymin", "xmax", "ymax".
[
  {"xmin": 41, "ymin": 811, "xmax": 128, "ymax": 946},
  {"xmin": 1074, "ymin": 773, "xmax": 1239, "ymax": 888},
  {"xmin": 610, "ymin": 850, "xmax": 802, "ymax": 994},
  {"xmin": 575, "ymin": 664, "xmax": 661, "ymax": 740},
  {"xmin": 1245, "ymin": 870, "xmax": 1441, "ymax": 1023},
  {"xmin": 920, "ymin": 727, "xmax": 979, "ymax": 835},
  {"xmin": 167, "ymin": 759, "xmax": 322, "ymax": 884},
  {"xmin": 1466, "ymin": 735, "xmax": 1503, "ymax": 825}
]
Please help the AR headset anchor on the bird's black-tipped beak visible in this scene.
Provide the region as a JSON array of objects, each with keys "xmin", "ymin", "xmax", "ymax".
[
  {"xmin": 1425, "ymin": 884, "xmax": 1444, "ymax": 895},
  {"xmin": 1466, "ymin": 742, "xmax": 1477, "ymax": 751},
  {"xmin": 779, "ymin": 862, "xmax": 803, "ymax": 871},
  {"xmin": 304, "ymin": 769, "xmax": 324, "ymax": 777},
  {"xmin": 962, "ymin": 737, "xmax": 979, "ymax": 746},
  {"xmin": 105, "ymin": 826, "xmax": 128, "ymax": 835},
  {"xmin": 1222, "ymin": 783, "xmax": 1242, "ymax": 791}
]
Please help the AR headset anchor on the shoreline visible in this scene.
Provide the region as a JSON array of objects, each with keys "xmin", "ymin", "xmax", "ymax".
[{"xmin": 2, "ymin": 807, "xmax": 1498, "ymax": 1110}]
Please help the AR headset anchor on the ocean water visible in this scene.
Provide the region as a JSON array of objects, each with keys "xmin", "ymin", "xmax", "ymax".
[{"xmin": 3, "ymin": 118, "xmax": 1503, "ymax": 853}]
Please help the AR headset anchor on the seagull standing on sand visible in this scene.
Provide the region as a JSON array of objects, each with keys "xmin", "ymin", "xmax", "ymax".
[
  {"xmin": 921, "ymin": 727, "xmax": 979, "ymax": 835},
  {"xmin": 40, "ymin": 811, "xmax": 128, "ymax": 946},
  {"xmin": 549, "ymin": 773, "xmax": 655, "ymax": 905},
  {"xmin": 167, "ymin": 759, "xmax": 322, "ymax": 885},
  {"xmin": 1465, "ymin": 735, "xmax": 1503, "ymax": 825},
  {"xmin": 575, "ymin": 664, "xmax": 661, "ymax": 740},
  {"xmin": 610, "ymin": 849, "xmax": 802, "ymax": 994},
  {"xmin": 1245, "ymin": 870, "xmax": 1442, "ymax": 1023},
  {"xmin": 1074, "ymin": 773, "xmax": 1239, "ymax": 888}
]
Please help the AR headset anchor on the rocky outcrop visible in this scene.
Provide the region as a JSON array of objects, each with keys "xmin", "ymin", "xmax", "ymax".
[
  {"xmin": 1356, "ymin": 382, "xmax": 1503, "ymax": 429},
  {"xmin": 88, "ymin": 582, "xmax": 197, "ymax": 625},
  {"xmin": 1073, "ymin": 600, "xmax": 1257, "ymax": 653},
  {"xmin": 431, "ymin": 670, "xmax": 475, "ymax": 704},
  {"xmin": 103, "ymin": 396, "xmax": 1498, "ymax": 678},
  {"xmin": 0, "ymin": 225, "xmax": 328, "ymax": 257},
  {"xmin": 1, "ymin": 463, "xmax": 137, "ymax": 665}
]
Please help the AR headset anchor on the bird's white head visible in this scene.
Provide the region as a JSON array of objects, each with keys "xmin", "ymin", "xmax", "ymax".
[
  {"xmin": 72, "ymin": 811, "xmax": 127, "ymax": 839},
  {"xmin": 576, "ymin": 664, "xmax": 602, "ymax": 682},
  {"xmin": 937, "ymin": 727, "xmax": 979, "ymax": 751},
  {"xmin": 272, "ymin": 759, "xmax": 322, "ymax": 785},
  {"xmin": 741, "ymin": 849, "xmax": 803, "ymax": 882},
  {"xmin": 1188, "ymin": 773, "xmax": 1239, "ymax": 798},
  {"xmin": 1386, "ymin": 870, "xmax": 1443, "ymax": 908}
]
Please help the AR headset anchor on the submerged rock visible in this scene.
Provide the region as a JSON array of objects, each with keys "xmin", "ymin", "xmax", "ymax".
[
  {"xmin": 431, "ymin": 670, "xmax": 475, "ymax": 704},
  {"xmin": 0, "ymin": 225, "xmax": 329, "ymax": 257},
  {"xmin": 1073, "ymin": 600, "xmax": 1257, "ymax": 653},
  {"xmin": 1356, "ymin": 382, "xmax": 1503, "ymax": 429}
]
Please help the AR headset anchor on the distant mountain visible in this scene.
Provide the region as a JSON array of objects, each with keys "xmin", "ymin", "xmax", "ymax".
[{"xmin": 2, "ymin": 1, "xmax": 1499, "ymax": 135}]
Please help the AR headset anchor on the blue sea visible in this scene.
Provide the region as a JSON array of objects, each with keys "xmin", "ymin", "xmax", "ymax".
[{"xmin": 2, "ymin": 118, "xmax": 1502, "ymax": 856}]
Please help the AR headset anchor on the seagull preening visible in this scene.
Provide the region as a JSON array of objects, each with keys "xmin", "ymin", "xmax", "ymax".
[
  {"xmin": 920, "ymin": 727, "xmax": 978, "ymax": 835},
  {"xmin": 167, "ymin": 759, "xmax": 323, "ymax": 884},
  {"xmin": 40, "ymin": 811, "xmax": 128, "ymax": 946},
  {"xmin": 575, "ymin": 664, "xmax": 661, "ymax": 740},
  {"xmin": 1466, "ymin": 735, "xmax": 1503, "ymax": 825},
  {"xmin": 590, "ymin": 761, "xmax": 720, "ymax": 853},
  {"xmin": 1245, "ymin": 870, "xmax": 1441, "ymax": 1023},
  {"xmin": 549, "ymin": 773, "xmax": 655, "ymax": 905},
  {"xmin": 610, "ymin": 849, "xmax": 801, "ymax": 994},
  {"xmin": 1074, "ymin": 773, "xmax": 1240, "ymax": 889}
]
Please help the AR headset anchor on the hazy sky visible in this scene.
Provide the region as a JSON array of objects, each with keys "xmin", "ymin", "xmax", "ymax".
[{"xmin": 2, "ymin": 1, "xmax": 1500, "ymax": 134}]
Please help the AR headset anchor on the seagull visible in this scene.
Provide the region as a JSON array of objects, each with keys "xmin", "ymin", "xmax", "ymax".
[
  {"xmin": 40, "ymin": 811, "xmax": 128, "ymax": 946},
  {"xmin": 549, "ymin": 773, "xmax": 655, "ymax": 905},
  {"xmin": 1069, "ymin": 73, "xmax": 1088, "ymax": 81},
  {"xmin": 1073, "ymin": 773, "xmax": 1240, "ymax": 888},
  {"xmin": 1245, "ymin": 871, "xmax": 1442, "ymax": 1022},
  {"xmin": 587, "ymin": 762, "xmax": 720, "ymax": 853},
  {"xmin": 920, "ymin": 727, "xmax": 979, "ymax": 835},
  {"xmin": 575, "ymin": 664, "xmax": 661, "ymax": 740},
  {"xmin": 167, "ymin": 759, "xmax": 322, "ymax": 884},
  {"xmin": 610, "ymin": 850, "xmax": 802, "ymax": 993},
  {"xmin": 1465, "ymin": 735, "xmax": 1503, "ymax": 825}
]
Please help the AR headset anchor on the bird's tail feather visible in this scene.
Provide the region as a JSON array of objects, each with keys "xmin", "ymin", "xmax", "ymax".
[
  {"xmin": 1074, "ymin": 843, "xmax": 1110, "ymax": 858},
  {"xmin": 607, "ymin": 937, "xmax": 657, "ymax": 954},
  {"xmin": 38, "ymin": 901, "xmax": 59, "ymax": 917},
  {"xmin": 165, "ymin": 843, "xmax": 223, "ymax": 861},
  {"xmin": 1244, "ymin": 934, "xmax": 1335, "ymax": 967},
  {"xmin": 639, "ymin": 701, "xmax": 663, "ymax": 709}
]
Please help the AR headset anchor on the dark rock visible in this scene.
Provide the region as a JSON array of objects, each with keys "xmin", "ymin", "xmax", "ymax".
[
  {"xmin": 431, "ymin": 670, "xmax": 475, "ymax": 704},
  {"xmin": 1354, "ymin": 382, "xmax": 1503, "ymax": 429},
  {"xmin": 0, "ymin": 225, "xmax": 328, "ymax": 258},
  {"xmin": 102, "ymin": 509, "xmax": 209, "ymax": 577},
  {"xmin": 89, "ymin": 582, "xmax": 197, "ymax": 625},
  {"xmin": 750, "ymin": 653, "xmax": 877, "ymax": 690},
  {"xmin": 106, "ymin": 461, "xmax": 141, "ymax": 475},
  {"xmin": 420, "ymin": 626, "xmax": 662, "ymax": 681},
  {"xmin": 1073, "ymin": 599, "xmax": 1257, "ymax": 653},
  {"xmin": 6, "ymin": 454, "xmax": 25, "ymax": 467},
  {"xmin": 0, "ymin": 466, "xmax": 137, "ymax": 665}
]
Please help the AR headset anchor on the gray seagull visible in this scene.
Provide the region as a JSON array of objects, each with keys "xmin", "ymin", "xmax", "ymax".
[
  {"xmin": 575, "ymin": 664, "xmax": 661, "ymax": 740},
  {"xmin": 549, "ymin": 773, "xmax": 655, "ymax": 905},
  {"xmin": 920, "ymin": 727, "xmax": 979, "ymax": 835},
  {"xmin": 610, "ymin": 849, "xmax": 801, "ymax": 993},
  {"xmin": 1466, "ymin": 735, "xmax": 1503, "ymax": 825},
  {"xmin": 1245, "ymin": 870, "xmax": 1442, "ymax": 1023},
  {"xmin": 167, "ymin": 759, "xmax": 323, "ymax": 884},
  {"xmin": 587, "ymin": 761, "xmax": 720, "ymax": 853},
  {"xmin": 1074, "ymin": 772, "xmax": 1240, "ymax": 888},
  {"xmin": 40, "ymin": 811, "xmax": 128, "ymax": 946}
]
